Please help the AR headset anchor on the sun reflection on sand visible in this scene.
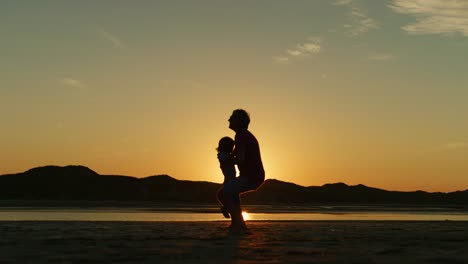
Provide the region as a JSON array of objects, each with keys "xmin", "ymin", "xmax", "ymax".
[{"xmin": 242, "ymin": 211, "xmax": 250, "ymax": 221}]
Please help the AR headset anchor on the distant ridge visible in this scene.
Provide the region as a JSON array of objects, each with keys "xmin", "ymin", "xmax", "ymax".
[
  {"xmin": 1, "ymin": 165, "xmax": 468, "ymax": 205},
  {"xmin": 24, "ymin": 165, "xmax": 99, "ymax": 178}
]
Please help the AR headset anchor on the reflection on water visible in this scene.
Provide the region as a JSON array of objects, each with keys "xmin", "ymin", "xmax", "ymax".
[{"xmin": 1, "ymin": 206, "xmax": 468, "ymax": 221}]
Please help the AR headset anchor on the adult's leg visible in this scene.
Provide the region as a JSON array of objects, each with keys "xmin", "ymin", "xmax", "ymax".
[{"xmin": 223, "ymin": 178, "xmax": 258, "ymax": 230}]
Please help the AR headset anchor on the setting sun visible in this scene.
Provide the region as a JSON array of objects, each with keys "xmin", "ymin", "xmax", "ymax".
[{"xmin": 242, "ymin": 211, "xmax": 250, "ymax": 221}]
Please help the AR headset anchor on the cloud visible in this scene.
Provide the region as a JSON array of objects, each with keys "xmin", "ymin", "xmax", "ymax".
[
  {"xmin": 439, "ymin": 142, "xmax": 467, "ymax": 151},
  {"xmin": 422, "ymin": 141, "xmax": 468, "ymax": 154},
  {"xmin": 273, "ymin": 56, "xmax": 290, "ymax": 64},
  {"xmin": 346, "ymin": 7, "xmax": 379, "ymax": 36},
  {"xmin": 287, "ymin": 42, "xmax": 322, "ymax": 56},
  {"xmin": 368, "ymin": 53, "xmax": 395, "ymax": 61},
  {"xmin": 334, "ymin": 0, "xmax": 353, "ymax": 5},
  {"xmin": 60, "ymin": 78, "xmax": 86, "ymax": 88},
  {"xmin": 274, "ymin": 37, "xmax": 322, "ymax": 63},
  {"xmin": 100, "ymin": 29, "xmax": 125, "ymax": 48},
  {"xmin": 389, "ymin": 0, "xmax": 468, "ymax": 36},
  {"xmin": 333, "ymin": 0, "xmax": 379, "ymax": 36},
  {"xmin": 189, "ymin": 81, "xmax": 203, "ymax": 88}
]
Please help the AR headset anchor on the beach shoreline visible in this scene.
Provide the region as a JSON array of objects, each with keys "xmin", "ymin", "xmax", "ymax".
[{"xmin": 1, "ymin": 220, "xmax": 467, "ymax": 263}]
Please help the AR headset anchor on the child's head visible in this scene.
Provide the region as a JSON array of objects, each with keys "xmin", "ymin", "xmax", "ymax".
[{"xmin": 217, "ymin": 136, "xmax": 235, "ymax": 153}]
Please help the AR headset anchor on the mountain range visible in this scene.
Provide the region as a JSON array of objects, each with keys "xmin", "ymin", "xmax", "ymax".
[{"xmin": 1, "ymin": 165, "xmax": 467, "ymax": 205}]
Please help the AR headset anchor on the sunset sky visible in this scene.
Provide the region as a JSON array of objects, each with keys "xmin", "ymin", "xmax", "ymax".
[{"xmin": 1, "ymin": 1, "xmax": 467, "ymax": 192}]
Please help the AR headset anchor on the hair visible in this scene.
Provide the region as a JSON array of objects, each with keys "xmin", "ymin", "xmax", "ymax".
[
  {"xmin": 217, "ymin": 136, "xmax": 235, "ymax": 153},
  {"xmin": 232, "ymin": 109, "xmax": 250, "ymax": 129}
]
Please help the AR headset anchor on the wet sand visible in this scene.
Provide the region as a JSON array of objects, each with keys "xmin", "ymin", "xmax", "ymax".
[{"xmin": 1, "ymin": 221, "xmax": 467, "ymax": 263}]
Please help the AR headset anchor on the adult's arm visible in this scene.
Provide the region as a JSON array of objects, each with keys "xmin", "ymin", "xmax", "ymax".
[{"xmin": 234, "ymin": 143, "xmax": 246, "ymax": 165}]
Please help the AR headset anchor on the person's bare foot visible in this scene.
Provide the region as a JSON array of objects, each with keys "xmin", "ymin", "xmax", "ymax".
[{"xmin": 220, "ymin": 206, "xmax": 230, "ymax": 219}]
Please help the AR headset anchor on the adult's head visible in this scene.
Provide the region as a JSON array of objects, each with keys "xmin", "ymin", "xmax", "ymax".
[{"xmin": 229, "ymin": 109, "xmax": 250, "ymax": 132}]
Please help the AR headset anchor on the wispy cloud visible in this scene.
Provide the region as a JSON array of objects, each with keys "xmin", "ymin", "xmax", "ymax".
[
  {"xmin": 60, "ymin": 78, "xmax": 86, "ymax": 88},
  {"xmin": 334, "ymin": 0, "xmax": 379, "ymax": 37},
  {"xmin": 438, "ymin": 142, "xmax": 467, "ymax": 151},
  {"xmin": 287, "ymin": 42, "xmax": 322, "ymax": 57},
  {"xmin": 347, "ymin": 8, "xmax": 379, "ymax": 36},
  {"xmin": 389, "ymin": 0, "xmax": 468, "ymax": 36},
  {"xmin": 334, "ymin": 0, "xmax": 353, "ymax": 5},
  {"xmin": 423, "ymin": 141, "xmax": 468, "ymax": 154},
  {"xmin": 273, "ymin": 56, "xmax": 290, "ymax": 64},
  {"xmin": 274, "ymin": 37, "xmax": 322, "ymax": 64},
  {"xmin": 100, "ymin": 29, "xmax": 125, "ymax": 48},
  {"xmin": 189, "ymin": 81, "xmax": 203, "ymax": 88},
  {"xmin": 368, "ymin": 53, "xmax": 395, "ymax": 61}
]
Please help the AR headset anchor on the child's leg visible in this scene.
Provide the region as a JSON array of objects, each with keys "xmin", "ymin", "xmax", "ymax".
[
  {"xmin": 217, "ymin": 186, "xmax": 230, "ymax": 218},
  {"xmin": 216, "ymin": 187, "xmax": 225, "ymax": 206}
]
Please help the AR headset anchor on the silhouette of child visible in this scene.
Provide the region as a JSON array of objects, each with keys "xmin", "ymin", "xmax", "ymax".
[{"xmin": 216, "ymin": 136, "xmax": 236, "ymax": 218}]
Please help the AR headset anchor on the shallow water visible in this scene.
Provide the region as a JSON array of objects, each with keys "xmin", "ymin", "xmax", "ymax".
[{"xmin": 1, "ymin": 206, "xmax": 468, "ymax": 221}]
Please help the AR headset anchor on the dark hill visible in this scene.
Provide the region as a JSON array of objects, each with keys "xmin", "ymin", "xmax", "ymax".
[
  {"xmin": 24, "ymin": 165, "xmax": 99, "ymax": 178},
  {"xmin": 0, "ymin": 166, "xmax": 144, "ymax": 200},
  {"xmin": 141, "ymin": 176, "xmax": 220, "ymax": 203},
  {"xmin": 1, "ymin": 165, "xmax": 467, "ymax": 205}
]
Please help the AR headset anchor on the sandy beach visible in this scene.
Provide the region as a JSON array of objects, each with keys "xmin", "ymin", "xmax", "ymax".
[{"xmin": 1, "ymin": 220, "xmax": 467, "ymax": 263}]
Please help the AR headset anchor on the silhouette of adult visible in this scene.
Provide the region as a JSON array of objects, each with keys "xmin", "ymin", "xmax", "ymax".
[{"xmin": 222, "ymin": 109, "xmax": 265, "ymax": 232}]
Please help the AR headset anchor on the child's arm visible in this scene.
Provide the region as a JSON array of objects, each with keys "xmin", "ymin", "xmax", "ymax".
[{"xmin": 233, "ymin": 143, "xmax": 246, "ymax": 165}]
